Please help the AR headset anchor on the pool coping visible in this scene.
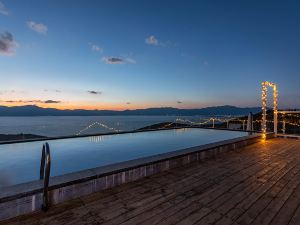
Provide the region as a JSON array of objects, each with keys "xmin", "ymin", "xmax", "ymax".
[
  {"xmin": 1, "ymin": 131, "xmax": 264, "ymax": 202},
  {"xmin": 0, "ymin": 130, "xmax": 273, "ymax": 221}
]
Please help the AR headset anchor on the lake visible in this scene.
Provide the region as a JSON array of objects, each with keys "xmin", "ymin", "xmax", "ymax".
[{"xmin": 0, "ymin": 116, "xmax": 217, "ymax": 137}]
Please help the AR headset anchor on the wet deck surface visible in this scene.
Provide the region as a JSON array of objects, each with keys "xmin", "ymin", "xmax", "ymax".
[{"xmin": 2, "ymin": 138, "xmax": 300, "ymax": 225}]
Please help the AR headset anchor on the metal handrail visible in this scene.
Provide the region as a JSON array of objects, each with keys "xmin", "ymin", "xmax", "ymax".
[{"xmin": 40, "ymin": 142, "xmax": 51, "ymax": 211}]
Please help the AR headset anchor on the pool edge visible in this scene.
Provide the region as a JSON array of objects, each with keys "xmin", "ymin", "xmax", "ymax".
[
  {"xmin": 0, "ymin": 126, "xmax": 259, "ymax": 145},
  {"xmin": 0, "ymin": 132, "xmax": 273, "ymax": 221}
]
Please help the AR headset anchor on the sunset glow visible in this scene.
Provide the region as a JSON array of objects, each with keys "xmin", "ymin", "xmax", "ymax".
[
  {"xmin": 0, "ymin": 99, "xmax": 208, "ymax": 111},
  {"xmin": 1, "ymin": 1, "xmax": 300, "ymax": 109}
]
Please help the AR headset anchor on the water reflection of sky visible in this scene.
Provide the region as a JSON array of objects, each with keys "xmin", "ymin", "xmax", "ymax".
[
  {"xmin": 0, "ymin": 116, "xmax": 232, "ymax": 137},
  {"xmin": 0, "ymin": 128, "xmax": 247, "ymax": 187}
]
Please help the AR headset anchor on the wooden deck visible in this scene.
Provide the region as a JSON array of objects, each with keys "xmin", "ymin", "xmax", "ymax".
[{"xmin": 2, "ymin": 138, "xmax": 300, "ymax": 225}]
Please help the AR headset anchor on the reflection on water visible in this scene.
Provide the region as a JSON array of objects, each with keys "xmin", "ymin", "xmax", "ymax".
[
  {"xmin": 89, "ymin": 135, "xmax": 108, "ymax": 143},
  {"xmin": 87, "ymin": 128, "xmax": 194, "ymax": 143},
  {"xmin": 0, "ymin": 128, "xmax": 247, "ymax": 187},
  {"xmin": 77, "ymin": 122, "xmax": 122, "ymax": 136},
  {"xmin": 0, "ymin": 115, "xmax": 228, "ymax": 137}
]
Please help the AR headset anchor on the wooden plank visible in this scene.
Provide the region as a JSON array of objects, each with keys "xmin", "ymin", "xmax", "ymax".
[
  {"xmin": 97, "ymin": 168, "xmax": 230, "ymax": 224},
  {"xmin": 177, "ymin": 154, "xmax": 296, "ymax": 225},
  {"xmin": 288, "ymin": 204, "xmax": 300, "ymax": 225},
  {"xmin": 78, "ymin": 149, "xmax": 264, "ymax": 222},
  {"xmin": 1, "ymin": 138, "xmax": 300, "ymax": 225},
  {"xmin": 235, "ymin": 165, "xmax": 300, "ymax": 225},
  {"xmin": 109, "ymin": 145, "xmax": 286, "ymax": 225},
  {"xmin": 250, "ymin": 168, "xmax": 300, "ymax": 225},
  {"xmin": 268, "ymin": 182, "xmax": 300, "ymax": 225},
  {"xmin": 88, "ymin": 143, "xmax": 275, "ymax": 224},
  {"xmin": 195, "ymin": 164, "xmax": 294, "ymax": 224},
  {"xmin": 213, "ymin": 142, "xmax": 299, "ymax": 224},
  {"xmin": 213, "ymin": 140, "xmax": 300, "ymax": 225}
]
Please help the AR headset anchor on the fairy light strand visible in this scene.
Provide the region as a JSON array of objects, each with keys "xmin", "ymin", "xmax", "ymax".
[
  {"xmin": 75, "ymin": 111, "xmax": 300, "ymax": 137},
  {"xmin": 261, "ymin": 81, "xmax": 278, "ymax": 135},
  {"xmin": 76, "ymin": 122, "xmax": 122, "ymax": 135}
]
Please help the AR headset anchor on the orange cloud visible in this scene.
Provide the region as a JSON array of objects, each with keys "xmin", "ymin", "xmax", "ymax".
[{"xmin": 0, "ymin": 98, "xmax": 209, "ymax": 111}]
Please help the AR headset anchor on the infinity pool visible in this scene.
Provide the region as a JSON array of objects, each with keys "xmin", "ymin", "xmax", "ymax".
[{"xmin": 0, "ymin": 128, "xmax": 248, "ymax": 187}]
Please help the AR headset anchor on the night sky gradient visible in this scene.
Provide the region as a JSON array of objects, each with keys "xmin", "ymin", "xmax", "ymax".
[{"xmin": 0, "ymin": 0, "xmax": 300, "ymax": 110}]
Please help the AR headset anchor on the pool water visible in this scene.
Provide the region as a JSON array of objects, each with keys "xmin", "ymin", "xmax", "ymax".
[{"xmin": 0, "ymin": 128, "xmax": 248, "ymax": 187}]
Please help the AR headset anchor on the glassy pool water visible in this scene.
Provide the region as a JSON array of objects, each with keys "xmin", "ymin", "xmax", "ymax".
[{"xmin": 0, "ymin": 128, "xmax": 248, "ymax": 187}]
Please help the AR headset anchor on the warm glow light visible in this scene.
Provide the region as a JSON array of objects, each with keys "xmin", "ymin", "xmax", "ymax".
[{"xmin": 261, "ymin": 81, "xmax": 278, "ymax": 136}]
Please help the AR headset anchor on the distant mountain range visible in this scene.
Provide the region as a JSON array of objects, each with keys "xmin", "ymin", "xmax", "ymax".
[{"xmin": 0, "ymin": 105, "xmax": 261, "ymax": 116}]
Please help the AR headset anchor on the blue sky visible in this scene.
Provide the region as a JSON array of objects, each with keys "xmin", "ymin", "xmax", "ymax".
[{"xmin": 0, "ymin": 0, "xmax": 300, "ymax": 110}]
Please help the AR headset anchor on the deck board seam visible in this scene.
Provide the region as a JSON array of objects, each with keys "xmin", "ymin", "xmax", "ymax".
[
  {"xmin": 114, "ymin": 146, "xmax": 293, "ymax": 225},
  {"xmin": 247, "ymin": 165, "xmax": 300, "ymax": 225},
  {"xmin": 209, "ymin": 149, "xmax": 299, "ymax": 225},
  {"xmin": 231, "ymin": 158, "xmax": 300, "ymax": 225},
  {"xmin": 189, "ymin": 157, "xmax": 297, "ymax": 225},
  {"xmin": 268, "ymin": 176, "xmax": 300, "ymax": 225}
]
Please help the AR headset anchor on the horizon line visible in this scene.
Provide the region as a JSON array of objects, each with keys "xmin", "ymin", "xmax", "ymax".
[{"xmin": 0, "ymin": 104, "xmax": 263, "ymax": 111}]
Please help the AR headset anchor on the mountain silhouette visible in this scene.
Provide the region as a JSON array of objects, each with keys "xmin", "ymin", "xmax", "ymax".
[{"xmin": 0, "ymin": 105, "xmax": 261, "ymax": 116}]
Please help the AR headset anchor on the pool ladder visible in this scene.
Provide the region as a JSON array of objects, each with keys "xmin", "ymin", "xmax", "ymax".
[{"xmin": 40, "ymin": 142, "xmax": 51, "ymax": 211}]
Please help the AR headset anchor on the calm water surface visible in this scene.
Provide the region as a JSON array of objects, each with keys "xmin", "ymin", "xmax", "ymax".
[
  {"xmin": 0, "ymin": 116, "xmax": 215, "ymax": 137},
  {"xmin": 0, "ymin": 128, "xmax": 247, "ymax": 187}
]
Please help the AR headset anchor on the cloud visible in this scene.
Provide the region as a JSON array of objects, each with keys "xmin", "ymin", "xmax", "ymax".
[
  {"xmin": 0, "ymin": 89, "xmax": 16, "ymax": 94},
  {"xmin": 88, "ymin": 90, "xmax": 102, "ymax": 95},
  {"xmin": 44, "ymin": 89, "xmax": 62, "ymax": 93},
  {"xmin": 125, "ymin": 57, "xmax": 136, "ymax": 64},
  {"xmin": 177, "ymin": 101, "xmax": 183, "ymax": 104},
  {"xmin": 203, "ymin": 60, "xmax": 208, "ymax": 65},
  {"xmin": 126, "ymin": 102, "xmax": 131, "ymax": 105},
  {"xmin": 102, "ymin": 56, "xmax": 136, "ymax": 64},
  {"xmin": 2, "ymin": 99, "xmax": 61, "ymax": 104},
  {"xmin": 44, "ymin": 100, "xmax": 61, "ymax": 104},
  {"xmin": 3, "ymin": 100, "xmax": 19, "ymax": 103},
  {"xmin": 145, "ymin": 35, "xmax": 170, "ymax": 47},
  {"xmin": 27, "ymin": 21, "xmax": 48, "ymax": 35},
  {"xmin": 145, "ymin": 35, "xmax": 159, "ymax": 46},
  {"xmin": 0, "ymin": 1, "xmax": 9, "ymax": 16},
  {"xmin": 102, "ymin": 57, "xmax": 124, "ymax": 64},
  {"xmin": 0, "ymin": 32, "xmax": 19, "ymax": 56},
  {"xmin": 91, "ymin": 44, "xmax": 103, "ymax": 53}
]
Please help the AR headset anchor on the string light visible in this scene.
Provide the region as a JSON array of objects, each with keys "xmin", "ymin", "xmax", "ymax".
[
  {"xmin": 175, "ymin": 117, "xmax": 246, "ymax": 126},
  {"xmin": 261, "ymin": 81, "xmax": 278, "ymax": 135},
  {"xmin": 74, "ymin": 81, "xmax": 300, "ymax": 137},
  {"xmin": 283, "ymin": 121, "xmax": 300, "ymax": 127},
  {"xmin": 76, "ymin": 122, "xmax": 122, "ymax": 135},
  {"xmin": 75, "ymin": 111, "xmax": 300, "ymax": 137}
]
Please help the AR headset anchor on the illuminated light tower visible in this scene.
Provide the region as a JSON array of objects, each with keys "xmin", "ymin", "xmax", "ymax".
[{"xmin": 261, "ymin": 81, "xmax": 278, "ymax": 136}]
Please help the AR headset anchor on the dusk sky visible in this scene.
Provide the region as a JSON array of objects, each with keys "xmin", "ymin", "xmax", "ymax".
[{"xmin": 0, "ymin": 0, "xmax": 300, "ymax": 110}]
